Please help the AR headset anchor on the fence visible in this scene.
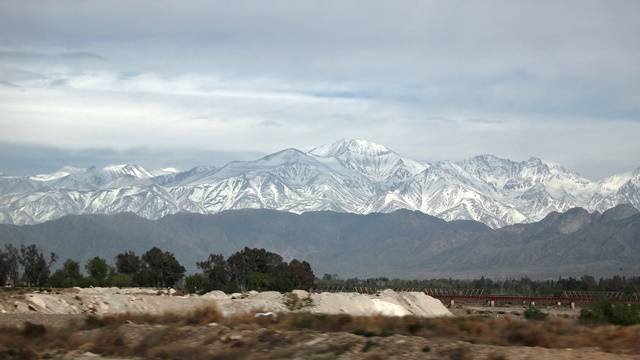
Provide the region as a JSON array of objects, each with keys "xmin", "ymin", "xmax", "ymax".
[{"xmin": 311, "ymin": 286, "xmax": 640, "ymax": 306}]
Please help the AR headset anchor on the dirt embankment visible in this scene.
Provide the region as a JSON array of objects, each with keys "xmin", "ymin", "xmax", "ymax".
[{"xmin": 0, "ymin": 287, "xmax": 452, "ymax": 318}]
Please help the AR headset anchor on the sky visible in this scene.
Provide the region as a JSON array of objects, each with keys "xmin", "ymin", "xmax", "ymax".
[{"xmin": 0, "ymin": 1, "xmax": 639, "ymax": 179}]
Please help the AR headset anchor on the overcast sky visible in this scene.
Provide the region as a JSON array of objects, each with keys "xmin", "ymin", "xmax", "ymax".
[{"xmin": 0, "ymin": 0, "xmax": 639, "ymax": 179}]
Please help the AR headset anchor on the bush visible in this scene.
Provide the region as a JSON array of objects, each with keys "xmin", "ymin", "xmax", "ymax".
[
  {"xmin": 184, "ymin": 274, "xmax": 206, "ymax": 294},
  {"xmin": 580, "ymin": 299, "xmax": 640, "ymax": 326},
  {"xmin": 524, "ymin": 306, "xmax": 547, "ymax": 320},
  {"xmin": 61, "ymin": 277, "xmax": 82, "ymax": 287},
  {"xmin": 80, "ymin": 276, "xmax": 99, "ymax": 288},
  {"xmin": 108, "ymin": 273, "xmax": 133, "ymax": 287}
]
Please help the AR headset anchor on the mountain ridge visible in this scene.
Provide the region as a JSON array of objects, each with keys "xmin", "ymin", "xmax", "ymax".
[
  {"xmin": 0, "ymin": 204, "xmax": 637, "ymax": 279},
  {"xmin": 1, "ymin": 139, "xmax": 639, "ymax": 227}
]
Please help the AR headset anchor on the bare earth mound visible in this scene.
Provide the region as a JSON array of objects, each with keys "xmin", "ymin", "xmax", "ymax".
[{"xmin": 0, "ymin": 287, "xmax": 452, "ymax": 318}]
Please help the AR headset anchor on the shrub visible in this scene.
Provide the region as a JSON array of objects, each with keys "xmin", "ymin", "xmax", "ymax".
[
  {"xmin": 61, "ymin": 277, "xmax": 82, "ymax": 287},
  {"xmin": 80, "ymin": 276, "xmax": 99, "ymax": 288},
  {"xmin": 283, "ymin": 292, "xmax": 313, "ymax": 311},
  {"xmin": 184, "ymin": 274, "xmax": 206, "ymax": 294},
  {"xmin": 108, "ymin": 273, "xmax": 133, "ymax": 287},
  {"xmin": 580, "ymin": 299, "xmax": 640, "ymax": 326},
  {"xmin": 523, "ymin": 306, "xmax": 547, "ymax": 320}
]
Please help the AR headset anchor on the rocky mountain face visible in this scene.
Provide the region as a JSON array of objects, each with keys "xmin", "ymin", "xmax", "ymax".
[
  {"xmin": 1, "ymin": 139, "xmax": 638, "ymax": 227},
  {"xmin": 0, "ymin": 205, "xmax": 637, "ymax": 279}
]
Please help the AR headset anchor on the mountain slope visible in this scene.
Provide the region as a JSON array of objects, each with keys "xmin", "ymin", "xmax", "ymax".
[{"xmin": 0, "ymin": 205, "xmax": 637, "ymax": 279}]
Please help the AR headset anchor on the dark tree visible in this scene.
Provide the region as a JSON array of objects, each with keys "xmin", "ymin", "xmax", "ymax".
[
  {"xmin": 271, "ymin": 262, "xmax": 294, "ymax": 292},
  {"xmin": 61, "ymin": 259, "xmax": 82, "ymax": 279},
  {"xmin": 287, "ymin": 259, "xmax": 315, "ymax": 289},
  {"xmin": 0, "ymin": 245, "xmax": 20, "ymax": 286},
  {"xmin": 19, "ymin": 244, "xmax": 56, "ymax": 287},
  {"xmin": 226, "ymin": 247, "xmax": 283, "ymax": 291},
  {"xmin": 115, "ymin": 251, "xmax": 142, "ymax": 275},
  {"xmin": 197, "ymin": 254, "xmax": 230, "ymax": 291},
  {"xmin": 141, "ymin": 247, "xmax": 185, "ymax": 288},
  {"xmin": 85, "ymin": 257, "xmax": 110, "ymax": 282},
  {"xmin": 270, "ymin": 260, "xmax": 315, "ymax": 292}
]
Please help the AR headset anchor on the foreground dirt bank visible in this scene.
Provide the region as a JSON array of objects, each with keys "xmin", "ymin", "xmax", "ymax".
[{"xmin": 1, "ymin": 309, "xmax": 639, "ymax": 360}]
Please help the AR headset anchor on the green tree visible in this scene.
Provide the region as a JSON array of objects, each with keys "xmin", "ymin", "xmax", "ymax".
[
  {"xmin": 115, "ymin": 251, "xmax": 142, "ymax": 275},
  {"xmin": 227, "ymin": 247, "xmax": 283, "ymax": 291},
  {"xmin": 49, "ymin": 259, "xmax": 83, "ymax": 287},
  {"xmin": 140, "ymin": 247, "xmax": 185, "ymax": 288},
  {"xmin": 247, "ymin": 272, "xmax": 273, "ymax": 291},
  {"xmin": 85, "ymin": 257, "xmax": 110, "ymax": 282},
  {"xmin": 270, "ymin": 260, "xmax": 315, "ymax": 292},
  {"xmin": 61, "ymin": 259, "xmax": 82, "ymax": 279}
]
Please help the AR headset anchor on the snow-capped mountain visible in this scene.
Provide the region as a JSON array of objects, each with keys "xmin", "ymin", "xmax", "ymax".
[
  {"xmin": 0, "ymin": 139, "xmax": 638, "ymax": 227},
  {"xmin": 309, "ymin": 139, "xmax": 427, "ymax": 184}
]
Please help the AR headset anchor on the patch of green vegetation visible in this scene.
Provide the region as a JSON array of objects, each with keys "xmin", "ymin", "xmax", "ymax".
[
  {"xmin": 523, "ymin": 305, "xmax": 548, "ymax": 320},
  {"xmin": 580, "ymin": 299, "xmax": 640, "ymax": 326}
]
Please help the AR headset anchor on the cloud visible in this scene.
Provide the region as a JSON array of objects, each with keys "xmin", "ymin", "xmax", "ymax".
[
  {"xmin": 0, "ymin": 1, "xmax": 639, "ymax": 178},
  {"xmin": 0, "ymin": 142, "xmax": 263, "ymax": 176}
]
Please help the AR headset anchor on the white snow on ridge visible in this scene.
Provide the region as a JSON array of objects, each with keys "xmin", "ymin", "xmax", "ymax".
[
  {"xmin": 102, "ymin": 164, "xmax": 153, "ymax": 178},
  {"xmin": 0, "ymin": 139, "xmax": 639, "ymax": 227},
  {"xmin": 151, "ymin": 167, "xmax": 180, "ymax": 176}
]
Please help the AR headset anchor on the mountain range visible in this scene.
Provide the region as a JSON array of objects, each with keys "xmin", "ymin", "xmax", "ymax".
[
  {"xmin": 1, "ymin": 204, "xmax": 638, "ymax": 279},
  {"xmin": 1, "ymin": 139, "xmax": 639, "ymax": 228}
]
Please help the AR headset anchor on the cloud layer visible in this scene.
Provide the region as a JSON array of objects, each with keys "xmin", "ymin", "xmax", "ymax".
[{"xmin": 0, "ymin": 0, "xmax": 639, "ymax": 178}]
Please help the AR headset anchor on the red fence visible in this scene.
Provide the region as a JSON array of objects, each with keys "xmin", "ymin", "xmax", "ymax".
[
  {"xmin": 312, "ymin": 287, "xmax": 640, "ymax": 305},
  {"xmin": 424, "ymin": 289, "xmax": 640, "ymax": 306}
]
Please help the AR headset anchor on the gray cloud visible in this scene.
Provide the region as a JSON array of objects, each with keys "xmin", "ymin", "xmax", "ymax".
[
  {"xmin": 0, "ymin": 142, "xmax": 262, "ymax": 176},
  {"xmin": 0, "ymin": 0, "xmax": 639, "ymax": 179}
]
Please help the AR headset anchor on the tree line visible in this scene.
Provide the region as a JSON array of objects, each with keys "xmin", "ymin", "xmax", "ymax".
[
  {"xmin": 316, "ymin": 274, "xmax": 640, "ymax": 295},
  {"xmin": 185, "ymin": 247, "xmax": 315, "ymax": 293},
  {"xmin": 0, "ymin": 244, "xmax": 315, "ymax": 293},
  {"xmin": 5, "ymin": 243, "xmax": 636, "ymax": 295}
]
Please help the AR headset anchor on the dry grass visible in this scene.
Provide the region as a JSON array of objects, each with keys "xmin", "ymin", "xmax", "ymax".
[
  {"xmin": 261, "ymin": 312, "xmax": 640, "ymax": 354},
  {"xmin": 1, "ymin": 306, "xmax": 639, "ymax": 359},
  {"xmin": 83, "ymin": 304, "xmax": 222, "ymax": 329}
]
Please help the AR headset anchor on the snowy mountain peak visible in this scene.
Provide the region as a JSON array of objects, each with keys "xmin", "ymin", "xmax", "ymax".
[
  {"xmin": 525, "ymin": 157, "xmax": 544, "ymax": 165},
  {"xmin": 259, "ymin": 148, "xmax": 311, "ymax": 164},
  {"xmin": 150, "ymin": 167, "xmax": 179, "ymax": 177},
  {"xmin": 1, "ymin": 139, "xmax": 639, "ymax": 228},
  {"xmin": 102, "ymin": 164, "xmax": 153, "ymax": 178},
  {"xmin": 308, "ymin": 139, "xmax": 428, "ymax": 182},
  {"xmin": 309, "ymin": 139, "xmax": 392, "ymax": 157}
]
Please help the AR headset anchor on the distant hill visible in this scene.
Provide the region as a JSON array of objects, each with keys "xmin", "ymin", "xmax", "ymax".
[{"xmin": 0, "ymin": 205, "xmax": 638, "ymax": 279}]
